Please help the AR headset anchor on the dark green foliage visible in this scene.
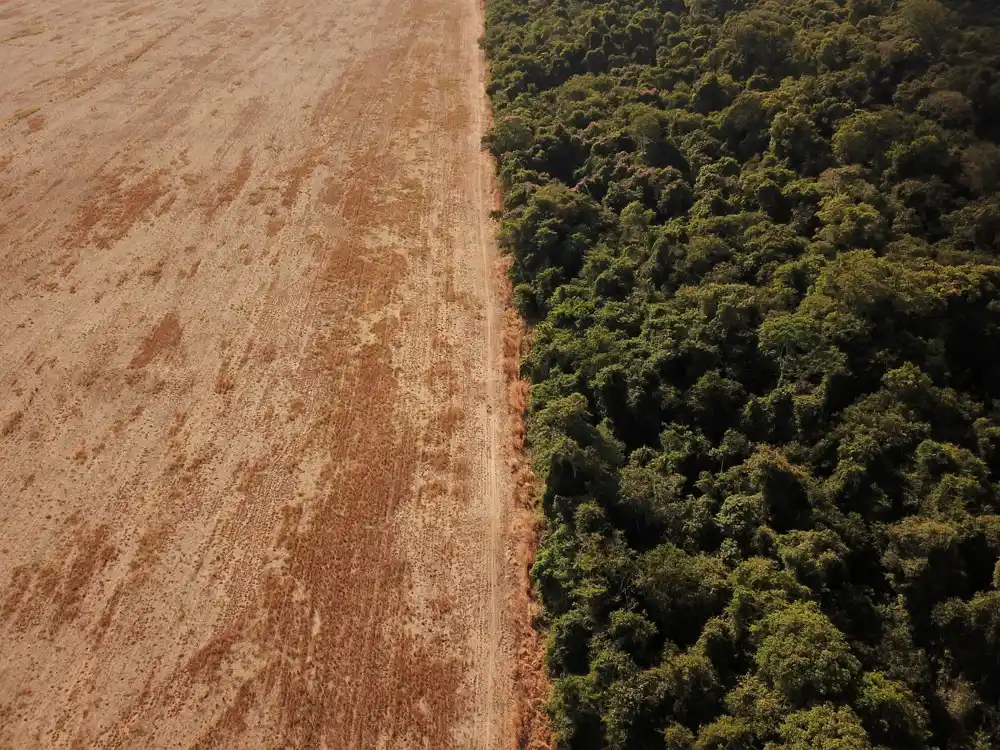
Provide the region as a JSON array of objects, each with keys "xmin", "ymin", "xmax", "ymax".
[
  {"xmin": 769, "ymin": 703, "xmax": 872, "ymax": 750},
  {"xmin": 483, "ymin": 0, "xmax": 1000, "ymax": 746},
  {"xmin": 752, "ymin": 602, "xmax": 861, "ymax": 705}
]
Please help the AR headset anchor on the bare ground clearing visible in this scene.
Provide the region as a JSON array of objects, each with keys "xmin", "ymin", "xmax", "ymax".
[{"xmin": 0, "ymin": 0, "xmax": 518, "ymax": 746}]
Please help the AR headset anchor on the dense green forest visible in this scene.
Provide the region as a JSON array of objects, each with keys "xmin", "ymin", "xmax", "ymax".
[{"xmin": 481, "ymin": 0, "xmax": 1000, "ymax": 747}]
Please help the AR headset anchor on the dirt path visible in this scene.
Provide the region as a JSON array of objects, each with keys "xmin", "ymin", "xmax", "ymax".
[{"xmin": 0, "ymin": 0, "xmax": 516, "ymax": 746}]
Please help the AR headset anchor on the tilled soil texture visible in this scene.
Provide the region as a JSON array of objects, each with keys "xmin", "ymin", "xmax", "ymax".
[{"xmin": 0, "ymin": 0, "xmax": 516, "ymax": 747}]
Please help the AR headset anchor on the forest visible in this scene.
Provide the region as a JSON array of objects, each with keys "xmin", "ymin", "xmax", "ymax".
[{"xmin": 481, "ymin": 0, "xmax": 1000, "ymax": 747}]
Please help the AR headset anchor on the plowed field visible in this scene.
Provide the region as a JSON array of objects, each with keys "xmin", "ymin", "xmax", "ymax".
[{"xmin": 0, "ymin": 0, "xmax": 515, "ymax": 746}]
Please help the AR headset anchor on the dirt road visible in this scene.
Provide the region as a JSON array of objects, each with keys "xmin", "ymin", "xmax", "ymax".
[{"xmin": 0, "ymin": 0, "xmax": 516, "ymax": 746}]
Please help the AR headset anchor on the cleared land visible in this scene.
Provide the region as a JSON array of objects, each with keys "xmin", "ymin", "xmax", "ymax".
[{"xmin": 0, "ymin": 0, "xmax": 516, "ymax": 746}]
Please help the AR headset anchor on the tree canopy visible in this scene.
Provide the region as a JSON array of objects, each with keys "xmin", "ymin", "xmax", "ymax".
[{"xmin": 483, "ymin": 0, "xmax": 1000, "ymax": 746}]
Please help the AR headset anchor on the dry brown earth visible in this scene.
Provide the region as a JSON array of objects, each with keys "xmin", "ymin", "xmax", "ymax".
[{"xmin": 0, "ymin": 0, "xmax": 517, "ymax": 746}]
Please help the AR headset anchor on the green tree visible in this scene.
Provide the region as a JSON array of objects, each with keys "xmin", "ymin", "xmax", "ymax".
[
  {"xmin": 856, "ymin": 672, "xmax": 931, "ymax": 747},
  {"xmin": 637, "ymin": 545, "xmax": 731, "ymax": 645},
  {"xmin": 899, "ymin": 0, "xmax": 957, "ymax": 51},
  {"xmin": 767, "ymin": 704, "xmax": 872, "ymax": 750},
  {"xmin": 694, "ymin": 716, "xmax": 755, "ymax": 750},
  {"xmin": 753, "ymin": 603, "xmax": 861, "ymax": 705}
]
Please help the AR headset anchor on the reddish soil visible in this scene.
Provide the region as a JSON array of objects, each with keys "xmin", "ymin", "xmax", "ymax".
[{"xmin": 0, "ymin": 0, "xmax": 521, "ymax": 746}]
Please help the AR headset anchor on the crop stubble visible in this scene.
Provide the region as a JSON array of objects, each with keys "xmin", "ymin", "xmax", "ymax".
[{"xmin": 0, "ymin": 0, "xmax": 518, "ymax": 746}]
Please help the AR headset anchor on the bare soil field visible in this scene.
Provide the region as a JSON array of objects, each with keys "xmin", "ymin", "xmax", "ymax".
[{"xmin": 0, "ymin": 0, "xmax": 518, "ymax": 746}]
